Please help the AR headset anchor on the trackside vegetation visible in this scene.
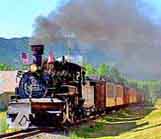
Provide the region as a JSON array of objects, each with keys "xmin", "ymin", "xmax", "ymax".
[{"xmin": 70, "ymin": 99, "xmax": 161, "ymax": 139}]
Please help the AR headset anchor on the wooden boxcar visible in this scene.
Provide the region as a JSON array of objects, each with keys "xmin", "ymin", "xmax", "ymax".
[
  {"xmin": 82, "ymin": 81, "xmax": 95, "ymax": 108},
  {"xmin": 115, "ymin": 84, "xmax": 124, "ymax": 106},
  {"xmin": 82, "ymin": 79, "xmax": 144, "ymax": 114},
  {"xmin": 133, "ymin": 91, "xmax": 136, "ymax": 103},
  {"xmin": 123, "ymin": 86, "xmax": 129, "ymax": 105},
  {"xmin": 106, "ymin": 82, "xmax": 116, "ymax": 107},
  {"xmin": 128, "ymin": 88, "xmax": 134, "ymax": 104},
  {"xmin": 94, "ymin": 81, "xmax": 106, "ymax": 110},
  {"xmin": 136, "ymin": 92, "xmax": 144, "ymax": 103}
]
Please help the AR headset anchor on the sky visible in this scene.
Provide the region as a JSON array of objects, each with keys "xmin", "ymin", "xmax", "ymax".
[
  {"xmin": 0, "ymin": 0, "xmax": 68, "ymax": 38},
  {"xmin": 0, "ymin": 0, "xmax": 161, "ymax": 79},
  {"xmin": 140, "ymin": 0, "xmax": 161, "ymax": 24},
  {"xmin": 0, "ymin": 0, "xmax": 161, "ymax": 38}
]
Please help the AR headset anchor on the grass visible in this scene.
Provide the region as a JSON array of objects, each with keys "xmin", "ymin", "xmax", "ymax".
[
  {"xmin": 70, "ymin": 100, "xmax": 161, "ymax": 139},
  {"xmin": 0, "ymin": 111, "xmax": 18, "ymax": 134},
  {"xmin": 0, "ymin": 111, "xmax": 8, "ymax": 133}
]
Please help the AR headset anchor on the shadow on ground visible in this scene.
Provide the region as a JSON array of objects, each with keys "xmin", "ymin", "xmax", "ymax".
[{"xmin": 71, "ymin": 104, "xmax": 155, "ymax": 138}]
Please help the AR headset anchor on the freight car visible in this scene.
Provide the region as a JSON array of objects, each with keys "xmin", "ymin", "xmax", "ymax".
[
  {"xmin": 7, "ymin": 44, "xmax": 144, "ymax": 129},
  {"xmin": 82, "ymin": 80, "xmax": 144, "ymax": 113}
]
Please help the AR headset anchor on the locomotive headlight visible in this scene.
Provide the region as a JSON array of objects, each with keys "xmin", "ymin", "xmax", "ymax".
[{"xmin": 30, "ymin": 64, "xmax": 37, "ymax": 72}]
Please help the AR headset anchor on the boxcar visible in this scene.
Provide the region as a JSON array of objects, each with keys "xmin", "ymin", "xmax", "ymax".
[
  {"xmin": 134, "ymin": 90, "xmax": 138, "ymax": 103},
  {"xmin": 128, "ymin": 88, "xmax": 133, "ymax": 104},
  {"xmin": 94, "ymin": 81, "xmax": 106, "ymax": 110},
  {"xmin": 137, "ymin": 92, "xmax": 144, "ymax": 104},
  {"xmin": 82, "ymin": 81, "xmax": 95, "ymax": 108},
  {"xmin": 123, "ymin": 86, "xmax": 129, "ymax": 105},
  {"xmin": 136, "ymin": 92, "xmax": 140, "ymax": 103},
  {"xmin": 106, "ymin": 82, "xmax": 116, "ymax": 108},
  {"xmin": 115, "ymin": 84, "xmax": 124, "ymax": 106},
  {"xmin": 129, "ymin": 88, "xmax": 138, "ymax": 104}
]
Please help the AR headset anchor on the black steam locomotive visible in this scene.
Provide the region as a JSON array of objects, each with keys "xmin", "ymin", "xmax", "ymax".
[{"xmin": 7, "ymin": 44, "xmax": 86, "ymax": 128}]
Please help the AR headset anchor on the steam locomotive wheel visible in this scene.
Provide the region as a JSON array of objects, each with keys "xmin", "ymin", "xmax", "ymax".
[
  {"xmin": 69, "ymin": 107, "xmax": 76, "ymax": 124},
  {"xmin": 62, "ymin": 99, "xmax": 76, "ymax": 124}
]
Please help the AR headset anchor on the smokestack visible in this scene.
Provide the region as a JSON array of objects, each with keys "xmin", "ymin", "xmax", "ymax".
[{"xmin": 30, "ymin": 44, "xmax": 44, "ymax": 66}]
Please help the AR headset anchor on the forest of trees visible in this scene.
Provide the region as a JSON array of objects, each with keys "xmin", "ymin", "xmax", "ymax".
[
  {"xmin": 0, "ymin": 63, "xmax": 28, "ymax": 71},
  {"xmin": 128, "ymin": 80, "xmax": 161, "ymax": 103},
  {"xmin": 0, "ymin": 64, "xmax": 15, "ymax": 71},
  {"xmin": 83, "ymin": 63, "xmax": 127, "ymax": 84}
]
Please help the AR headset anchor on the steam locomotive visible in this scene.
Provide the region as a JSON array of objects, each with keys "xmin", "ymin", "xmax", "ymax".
[
  {"xmin": 8, "ymin": 44, "xmax": 86, "ymax": 128},
  {"xmin": 7, "ymin": 44, "xmax": 144, "ymax": 129}
]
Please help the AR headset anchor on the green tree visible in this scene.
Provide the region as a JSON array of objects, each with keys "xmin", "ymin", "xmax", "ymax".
[
  {"xmin": 0, "ymin": 64, "xmax": 14, "ymax": 71},
  {"xmin": 110, "ymin": 67, "xmax": 121, "ymax": 80},
  {"xmin": 83, "ymin": 64, "xmax": 96, "ymax": 76},
  {"xmin": 20, "ymin": 64, "xmax": 28, "ymax": 70},
  {"xmin": 97, "ymin": 64, "xmax": 109, "ymax": 78}
]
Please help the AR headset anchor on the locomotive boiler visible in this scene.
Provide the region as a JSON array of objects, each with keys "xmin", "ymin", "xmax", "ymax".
[{"xmin": 7, "ymin": 44, "xmax": 85, "ymax": 128}]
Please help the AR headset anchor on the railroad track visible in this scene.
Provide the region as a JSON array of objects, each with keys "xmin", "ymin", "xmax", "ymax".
[
  {"xmin": 0, "ymin": 127, "xmax": 60, "ymax": 139},
  {"xmin": 0, "ymin": 112, "xmax": 107, "ymax": 139}
]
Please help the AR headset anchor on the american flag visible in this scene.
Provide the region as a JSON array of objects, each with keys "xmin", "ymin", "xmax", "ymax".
[
  {"xmin": 48, "ymin": 51, "xmax": 55, "ymax": 64},
  {"xmin": 21, "ymin": 52, "xmax": 29, "ymax": 64}
]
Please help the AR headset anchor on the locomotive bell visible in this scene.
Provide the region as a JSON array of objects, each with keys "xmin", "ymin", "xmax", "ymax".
[{"xmin": 30, "ymin": 44, "xmax": 44, "ymax": 66}]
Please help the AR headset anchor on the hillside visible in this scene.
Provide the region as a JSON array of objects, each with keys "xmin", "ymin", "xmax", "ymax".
[
  {"xmin": 0, "ymin": 37, "xmax": 29, "ymax": 67},
  {"xmin": 0, "ymin": 37, "xmax": 108, "ymax": 68},
  {"xmin": 0, "ymin": 37, "xmax": 160, "ymax": 80}
]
